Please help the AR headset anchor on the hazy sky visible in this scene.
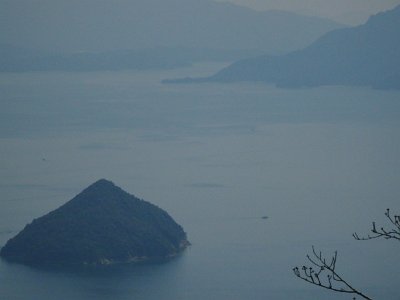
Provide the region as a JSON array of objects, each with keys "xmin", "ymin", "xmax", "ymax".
[{"xmin": 218, "ymin": 0, "xmax": 400, "ymax": 24}]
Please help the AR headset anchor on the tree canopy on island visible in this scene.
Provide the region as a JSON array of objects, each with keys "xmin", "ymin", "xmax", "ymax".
[{"xmin": 0, "ymin": 179, "xmax": 189, "ymax": 267}]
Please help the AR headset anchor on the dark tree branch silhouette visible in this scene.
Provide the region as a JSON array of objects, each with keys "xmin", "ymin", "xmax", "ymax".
[
  {"xmin": 293, "ymin": 246, "xmax": 372, "ymax": 300},
  {"xmin": 293, "ymin": 209, "xmax": 399, "ymax": 299},
  {"xmin": 353, "ymin": 209, "xmax": 400, "ymax": 242}
]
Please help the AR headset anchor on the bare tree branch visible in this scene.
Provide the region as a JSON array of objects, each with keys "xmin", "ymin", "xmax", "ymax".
[
  {"xmin": 293, "ymin": 246, "xmax": 372, "ymax": 300},
  {"xmin": 353, "ymin": 209, "xmax": 400, "ymax": 242},
  {"xmin": 294, "ymin": 209, "xmax": 398, "ymax": 299}
]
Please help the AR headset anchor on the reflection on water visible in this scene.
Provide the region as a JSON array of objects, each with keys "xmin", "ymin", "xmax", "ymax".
[
  {"xmin": 0, "ymin": 254, "xmax": 188, "ymax": 300},
  {"xmin": 0, "ymin": 64, "xmax": 400, "ymax": 299}
]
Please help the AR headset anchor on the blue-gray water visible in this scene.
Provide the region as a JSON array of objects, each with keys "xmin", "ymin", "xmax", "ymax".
[{"xmin": 0, "ymin": 63, "xmax": 399, "ymax": 300}]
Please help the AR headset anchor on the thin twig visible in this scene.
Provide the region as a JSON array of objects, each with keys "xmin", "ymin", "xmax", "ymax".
[
  {"xmin": 353, "ymin": 209, "xmax": 400, "ymax": 242},
  {"xmin": 293, "ymin": 246, "xmax": 372, "ymax": 300}
]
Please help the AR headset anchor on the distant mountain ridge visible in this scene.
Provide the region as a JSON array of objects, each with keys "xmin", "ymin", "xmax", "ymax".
[
  {"xmin": 0, "ymin": 0, "xmax": 344, "ymax": 72},
  {"xmin": 0, "ymin": 0, "xmax": 342, "ymax": 54},
  {"xmin": 180, "ymin": 5, "xmax": 400, "ymax": 89},
  {"xmin": 0, "ymin": 179, "xmax": 189, "ymax": 266}
]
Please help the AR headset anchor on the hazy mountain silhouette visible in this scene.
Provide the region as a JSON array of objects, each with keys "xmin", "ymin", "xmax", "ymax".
[
  {"xmin": 0, "ymin": 45, "xmax": 262, "ymax": 72},
  {"xmin": 189, "ymin": 5, "xmax": 400, "ymax": 89},
  {"xmin": 0, "ymin": 0, "xmax": 341, "ymax": 56},
  {"xmin": 0, "ymin": 179, "xmax": 189, "ymax": 266}
]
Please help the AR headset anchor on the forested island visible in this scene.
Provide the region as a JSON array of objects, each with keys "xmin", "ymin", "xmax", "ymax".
[{"xmin": 0, "ymin": 179, "xmax": 189, "ymax": 266}]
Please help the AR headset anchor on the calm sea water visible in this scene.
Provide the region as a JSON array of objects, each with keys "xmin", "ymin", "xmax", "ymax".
[{"xmin": 0, "ymin": 64, "xmax": 399, "ymax": 300}]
